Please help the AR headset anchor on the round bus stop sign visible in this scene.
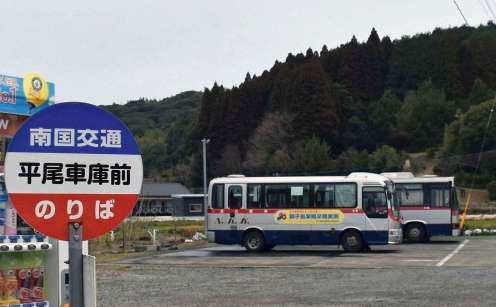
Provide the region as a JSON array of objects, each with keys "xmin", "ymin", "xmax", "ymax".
[{"xmin": 4, "ymin": 102, "xmax": 143, "ymax": 241}]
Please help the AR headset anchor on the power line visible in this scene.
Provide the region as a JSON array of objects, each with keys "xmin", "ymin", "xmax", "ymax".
[
  {"xmin": 459, "ymin": 97, "xmax": 496, "ymax": 228},
  {"xmin": 484, "ymin": 0, "xmax": 496, "ymax": 20},
  {"xmin": 479, "ymin": 0, "xmax": 493, "ymax": 20},
  {"xmin": 471, "ymin": 98, "xmax": 496, "ymax": 180},
  {"xmin": 453, "ymin": 0, "xmax": 470, "ymax": 25}
]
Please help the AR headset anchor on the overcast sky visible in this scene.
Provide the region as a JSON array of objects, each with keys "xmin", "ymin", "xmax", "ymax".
[{"xmin": 0, "ymin": 1, "xmax": 492, "ymax": 105}]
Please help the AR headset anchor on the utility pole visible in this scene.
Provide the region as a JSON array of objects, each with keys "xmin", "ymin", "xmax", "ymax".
[{"xmin": 201, "ymin": 138, "xmax": 210, "ymax": 236}]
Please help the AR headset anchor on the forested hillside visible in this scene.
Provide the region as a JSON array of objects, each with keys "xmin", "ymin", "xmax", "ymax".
[
  {"xmin": 103, "ymin": 91, "xmax": 202, "ymax": 180},
  {"xmin": 192, "ymin": 23, "xmax": 496, "ymax": 187},
  {"xmin": 107, "ymin": 23, "xmax": 496, "ymax": 189}
]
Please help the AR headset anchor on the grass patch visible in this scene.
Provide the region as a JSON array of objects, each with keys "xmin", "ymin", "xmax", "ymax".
[
  {"xmin": 464, "ymin": 219, "xmax": 496, "ymax": 230},
  {"xmin": 89, "ymin": 220, "xmax": 205, "ymax": 262}
]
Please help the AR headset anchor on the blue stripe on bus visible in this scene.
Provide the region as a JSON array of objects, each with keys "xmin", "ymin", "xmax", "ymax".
[
  {"xmin": 425, "ymin": 224, "xmax": 452, "ymax": 236},
  {"xmin": 212, "ymin": 229, "xmax": 388, "ymax": 246}
]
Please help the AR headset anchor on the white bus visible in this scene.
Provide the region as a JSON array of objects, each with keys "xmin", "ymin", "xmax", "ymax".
[
  {"xmin": 206, "ymin": 173, "xmax": 402, "ymax": 252},
  {"xmin": 381, "ymin": 172, "xmax": 460, "ymax": 242}
]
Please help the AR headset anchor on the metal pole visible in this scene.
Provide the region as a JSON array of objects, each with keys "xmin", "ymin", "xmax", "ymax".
[
  {"xmin": 173, "ymin": 204, "xmax": 177, "ymax": 249},
  {"xmin": 69, "ymin": 223, "xmax": 84, "ymax": 307},
  {"xmin": 201, "ymin": 138, "xmax": 210, "ymax": 235}
]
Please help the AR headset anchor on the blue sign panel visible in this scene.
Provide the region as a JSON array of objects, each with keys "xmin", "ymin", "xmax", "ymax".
[
  {"xmin": 7, "ymin": 102, "xmax": 139, "ymax": 155},
  {"xmin": 0, "ymin": 73, "xmax": 55, "ymax": 116}
]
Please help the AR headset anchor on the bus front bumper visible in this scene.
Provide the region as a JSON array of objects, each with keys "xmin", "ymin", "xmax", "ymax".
[
  {"xmin": 388, "ymin": 229, "xmax": 403, "ymax": 244},
  {"xmin": 207, "ymin": 231, "xmax": 216, "ymax": 243}
]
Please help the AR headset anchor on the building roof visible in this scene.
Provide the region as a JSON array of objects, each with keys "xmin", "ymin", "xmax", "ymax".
[{"xmin": 141, "ymin": 182, "xmax": 191, "ymax": 197}]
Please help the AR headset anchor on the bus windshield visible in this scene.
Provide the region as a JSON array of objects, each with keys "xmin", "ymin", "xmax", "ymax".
[
  {"xmin": 386, "ymin": 181, "xmax": 400, "ymax": 217},
  {"xmin": 452, "ymin": 187, "xmax": 459, "ymax": 211}
]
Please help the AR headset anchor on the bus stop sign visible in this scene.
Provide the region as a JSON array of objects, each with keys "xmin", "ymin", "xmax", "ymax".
[{"xmin": 4, "ymin": 102, "xmax": 143, "ymax": 241}]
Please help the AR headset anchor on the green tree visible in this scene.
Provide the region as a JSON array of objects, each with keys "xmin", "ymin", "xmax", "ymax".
[
  {"xmin": 289, "ymin": 137, "xmax": 332, "ymax": 174},
  {"xmin": 369, "ymin": 145, "xmax": 403, "ymax": 172},
  {"xmin": 460, "ymin": 79, "xmax": 494, "ymax": 111},
  {"xmin": 333, "ymin": 83, "xmax": 374, "ymax": 151},
  {"xmin": 397, "ymin": 81, "xmax": 456, "ymax": 150},
  {"xmin": 336, "ymin": 148, "xmax": 369, "ymax": 173},
  {"xmin": 439, "ymin": 98, "xmax": 496, "ymax": 185},
  {"xmin": 441, "ymin": 98, "xmax": 496, "ymax": 155},
  {"xmin": 369, "ymin": 90, "xmax": 402, "ymax": 145},
  {"xmin": 136, "ymin": 129, "xmax": 168, "ymax": 179},
  {"xmin": 281, "ymin": 60, "xmax": 341, "ymax": 141}
]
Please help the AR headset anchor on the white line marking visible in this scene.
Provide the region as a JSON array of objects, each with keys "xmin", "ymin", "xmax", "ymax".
[{"xmin": 436, "ymin": 239, "xmax": 469, "ymax": 267}]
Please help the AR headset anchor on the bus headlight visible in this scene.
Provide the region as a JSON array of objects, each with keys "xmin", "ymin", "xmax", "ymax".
[{"xmin": 388, "ymin": 229, "xmax": 402, "ymax": 244}]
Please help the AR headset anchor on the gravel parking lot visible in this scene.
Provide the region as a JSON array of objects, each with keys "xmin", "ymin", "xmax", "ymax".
[{"xmin": 98, "ymin": 236, "xmax": 496, "ymax": 306}]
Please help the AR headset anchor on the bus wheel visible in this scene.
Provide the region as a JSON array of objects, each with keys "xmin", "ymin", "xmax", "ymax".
[
  {"xmin": 341, "ymin": 230, "xmax": 364, "ymax": 252},
  {"xmin": 243, "ymin": 230, "xmax": 265, "ymax": 252},
  {"xmin": 405, "ymin": 223, "xmax": 426, "ymax": 242}
]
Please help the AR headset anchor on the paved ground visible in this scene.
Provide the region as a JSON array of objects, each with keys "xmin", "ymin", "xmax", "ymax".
[{"xmin": 97, "ymin": 236, "xmax": 496, "ymax": 306}]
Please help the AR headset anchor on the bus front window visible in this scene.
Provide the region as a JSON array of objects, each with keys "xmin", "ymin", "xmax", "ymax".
[{"xmin": 362, "ymin": 187, "xmax": 388, "ymax": 218}]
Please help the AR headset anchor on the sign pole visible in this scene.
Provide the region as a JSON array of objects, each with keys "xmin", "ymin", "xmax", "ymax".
[
  {"xmin": 69, "ymin": 222, "xmax": 84, "ymax": 307},
  {"xmin": 201, "ymin": 138, "xmax": 210, "ymax": 236}
]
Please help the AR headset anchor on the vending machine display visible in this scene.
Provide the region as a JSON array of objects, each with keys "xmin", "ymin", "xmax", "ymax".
[
  {"xmin": 0, "ymin": 176, "xmax": 66, "ymax": 307},
  {"xmin": 0, "ymin": 250, "xmax": 47, "ymax": 306}
]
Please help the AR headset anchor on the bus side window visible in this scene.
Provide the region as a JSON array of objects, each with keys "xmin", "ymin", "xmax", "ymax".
[
  {"xmin": 248, "ymin": 184, "xmax": 262, "ymax": 208},
  {"xmin": 335, "ymin": 184, "xmax": 357, "ymax": 208},
  {"xmin": 314, "ymin": 184, "xmax": 335, "ymax": 208},
  {"xmin": 430, "ymin": 188, "xmax": 450, "ymax": 208},
  {"xmin": 289, "ymin": 185, "xmax": 310, "ymax": 208},
  {"xmin": 398, "ymin": 183, "xmax": 423, "ymax": 206},
  {"xmin": 228, "ymin": 185, "xmax": 242, "ymax": 209},
  {"xmin": 211, "ymin": 184, "xmax": 224, "ymax": 209}
]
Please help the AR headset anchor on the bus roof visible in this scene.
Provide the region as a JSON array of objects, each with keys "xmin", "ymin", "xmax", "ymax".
[
  {"xmin": 210, "ymin": 172, "xmax": 389, "ymax": 186},
  {"xmin": 381, "ymin": 172, "xmax": 454, "ymax": 184}
]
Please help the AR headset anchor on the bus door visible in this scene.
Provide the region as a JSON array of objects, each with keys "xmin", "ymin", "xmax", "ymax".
[
  {"xmin": 425, "ymin": 183, "xmax": 452, "ymax": 235},
  {"xmin": 362, "ymin": 186, "xmax": 389, "ymax": 243},
  {"xmin": 225, "ymin": 184, "xmax": 247, "ymax": 239},
  {"xmin": 451, "ymin": 186, "xmax": 460, "ymax": 234}
]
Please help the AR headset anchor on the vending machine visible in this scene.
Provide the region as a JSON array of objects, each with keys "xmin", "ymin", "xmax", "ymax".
[{"xmin": 0, "ymin": 175, "xmax": 70, "ymax": 307}]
